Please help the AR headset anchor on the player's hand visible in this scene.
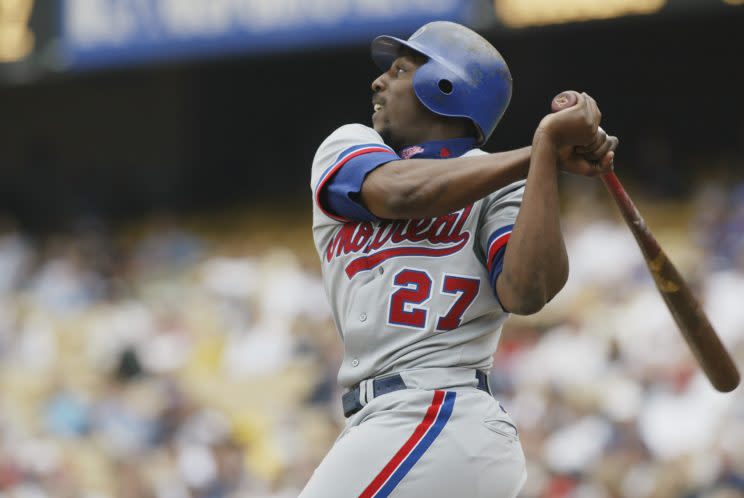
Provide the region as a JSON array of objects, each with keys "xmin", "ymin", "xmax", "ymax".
[
  {"xmin": 537, "ymin": 91, "xmax": 601, "ymax": 149},
  {"xmin": 558, "ymin": 127, "xmax": 619, "ymax": 177}
]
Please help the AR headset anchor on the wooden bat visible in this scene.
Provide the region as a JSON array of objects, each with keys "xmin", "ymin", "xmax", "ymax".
[{"xmin": 551, "ymin": 91, "xmax": 740, "ymax": 392}]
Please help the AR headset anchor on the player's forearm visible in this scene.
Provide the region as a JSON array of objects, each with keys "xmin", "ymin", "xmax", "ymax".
[
  {"xmin": 361, "ymin": 147, "xmax": 531, "ymax": 219},
  {"xmin": 496, "ymin": 130, "xmax": 568, "ymax": 315}
]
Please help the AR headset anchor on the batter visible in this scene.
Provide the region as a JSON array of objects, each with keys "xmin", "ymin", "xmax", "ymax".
[{"xmin": 302, "ymin": 21, "xmax": 618, "ymax": 498}]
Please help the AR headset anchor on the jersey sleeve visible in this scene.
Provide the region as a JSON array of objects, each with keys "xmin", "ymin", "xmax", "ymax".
[
  {"xmin": 477, "ymin": 180, "xmax": 525, "ymax": 309},
  {"xmin": 310, "ymin": 124, "xmax": 400, "ymax": 225}
]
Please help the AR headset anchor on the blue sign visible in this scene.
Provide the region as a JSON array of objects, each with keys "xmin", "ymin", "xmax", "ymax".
[{"xmin": 61, "ymin": 0, "xmax": 479, "ymax": 69}]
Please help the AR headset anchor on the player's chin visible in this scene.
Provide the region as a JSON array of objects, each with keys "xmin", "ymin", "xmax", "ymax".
[{"xmin": 372, "ymin": 114, "xmax": 386, "ymax": 135}]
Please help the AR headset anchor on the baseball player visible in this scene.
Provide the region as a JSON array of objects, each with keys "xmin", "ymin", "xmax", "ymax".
[{"xmin": 302, "ymin": 21, "xmax": 617, "ymax": 498}]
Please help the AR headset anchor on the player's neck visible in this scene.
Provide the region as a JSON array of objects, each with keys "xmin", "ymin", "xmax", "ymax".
[{"xmin": 402, "ymin": 121, "xmax": 472, "ymax": 149}]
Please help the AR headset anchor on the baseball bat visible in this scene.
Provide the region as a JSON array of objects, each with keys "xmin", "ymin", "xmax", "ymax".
[{"xmin": 551, "ymin": 91, "xmax": 740, "ymax": 392}]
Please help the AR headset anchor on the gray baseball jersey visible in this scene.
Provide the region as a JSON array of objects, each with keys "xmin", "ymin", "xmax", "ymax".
[
  {"xmin": 310, "ymin": 124, "xmax": 524, "ymax": 389},
  {"xmin": 302, "ymin": 124, "xmax": 528, "ymax": 498}
]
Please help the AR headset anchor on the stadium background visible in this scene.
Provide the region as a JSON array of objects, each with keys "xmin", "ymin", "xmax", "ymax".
[{"xmin": 1, "ymin": 0, "xmax": 743, "ymax": 497}]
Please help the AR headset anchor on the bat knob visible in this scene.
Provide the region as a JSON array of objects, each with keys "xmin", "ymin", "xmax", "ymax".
[{"xmin": 551, "ymin": 91, "xmax": 579, "ymax": 113}]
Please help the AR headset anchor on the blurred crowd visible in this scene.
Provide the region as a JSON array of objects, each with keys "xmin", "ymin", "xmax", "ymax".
[{"xmin": 0, "ymin": 180, "xmax": 743, "ymax": 498}]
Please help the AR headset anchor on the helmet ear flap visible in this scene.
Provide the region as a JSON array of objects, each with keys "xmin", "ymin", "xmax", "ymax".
[
  {"xmin": 413, "ymin": 61, "xmax": 457, "ymax": 108},
  {"xmin": 412, "ymin": 61, "xmax": 477, "ymax": 130}
]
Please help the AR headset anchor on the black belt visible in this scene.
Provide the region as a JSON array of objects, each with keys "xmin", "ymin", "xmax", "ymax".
[{"xmin": 342, "ymin": 370, "xmax": 491, "ymax": 418}]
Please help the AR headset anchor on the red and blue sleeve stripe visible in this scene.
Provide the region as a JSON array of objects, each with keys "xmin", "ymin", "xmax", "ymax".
[
  {"xmin": 315, "ymin": 144, "xmax": 400, "ymax": 222},
  {"xmin": 486, "ymin": 224, "xmax": 514, "ymax": 308},
  {"xmin": 358, "ymin": 390, "xmax": 456, "ymax": 498}
]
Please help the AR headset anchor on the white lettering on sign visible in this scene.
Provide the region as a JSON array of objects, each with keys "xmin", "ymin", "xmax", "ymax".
[
  {"xmin": 65, "ymin": 0, "xmax": 464, "ymax": 48},
  {"xmin": 66, "ymin": 0, "xmax": 139, "ymax": 44},
  {"xmin": 355, "ymin": 0, "xmax": 457, "ymax": 18},
  {"xmin": 159, "ymin": 0, "xmax": 352, "ymax": 34}
]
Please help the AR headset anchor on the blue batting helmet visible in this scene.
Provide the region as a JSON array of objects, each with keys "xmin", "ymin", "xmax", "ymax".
[{"xmin": 371, "ymin": 21, "xmax": 512, "ymax": 145}]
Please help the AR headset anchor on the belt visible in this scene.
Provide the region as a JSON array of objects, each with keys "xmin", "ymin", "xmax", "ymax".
[{"xmin": 342, "ymin": 370, "xmax": 491, "ymax": 418}]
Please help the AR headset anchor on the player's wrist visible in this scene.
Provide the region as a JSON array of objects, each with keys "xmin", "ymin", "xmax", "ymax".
[{"xmin": 533, "ymin": 122, "xmax": 560, "ymax": 154}]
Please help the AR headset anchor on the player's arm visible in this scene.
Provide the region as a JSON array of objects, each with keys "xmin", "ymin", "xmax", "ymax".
[
  {"xmin": 496, "ymin": 93, "xmax": 613, "ymax": 315},
  {"xmin": 360, "ymin": 126, "xmax": 616, "ymax": 220},
  {"xmin": 361, "ymin": 147, "xmax": 531, "ymax": 219}
]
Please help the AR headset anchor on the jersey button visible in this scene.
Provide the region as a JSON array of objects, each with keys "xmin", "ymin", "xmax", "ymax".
[
  {"xmin": 351, "ymin": 359, "xmax": 360, "ymax": 367},
  {"xmin": 359, "ymin": 312, "xmax": 367, "ymax": 322}
]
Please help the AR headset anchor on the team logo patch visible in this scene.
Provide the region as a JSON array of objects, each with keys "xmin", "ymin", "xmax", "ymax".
[
  {"xmin": 400, "ymin": 145, "xmax": 425, "ymax": 159},
  {"xmin": 325, "ymin": 206, "xmax": 473, "ymax": 278}
]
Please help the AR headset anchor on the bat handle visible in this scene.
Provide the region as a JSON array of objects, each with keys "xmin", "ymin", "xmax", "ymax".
[
  {"xmin": 601, "ymin": 172, "xmax": 631, "ymax": 213},
  {"xmin": 600, "ymin": 171, "xmax": 662, "ymax": 259}
]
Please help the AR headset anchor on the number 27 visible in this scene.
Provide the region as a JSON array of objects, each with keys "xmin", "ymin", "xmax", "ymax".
[{"xmin": 387, "ymin": 269, "xmax": 479, "ymax": 331}]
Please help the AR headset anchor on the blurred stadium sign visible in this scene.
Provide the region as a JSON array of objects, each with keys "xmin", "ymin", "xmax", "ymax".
[
  {"xmin": 0, "ymin": 0, "xmax": 35, "ymax": 63},
  {"xmin": 60, "ymin": 0, "xmax": 483, "ymax": 70},
  {"xmin": 494, "ymin": 0, "xmax": 667, "ymax": 27},
  {"xmin": 0, "ymin": 0, "xmax": 60, "ymax": 83},
  {"xmin": 492, "ymin": 0, "xmax": 744, "ymax": 27}
]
